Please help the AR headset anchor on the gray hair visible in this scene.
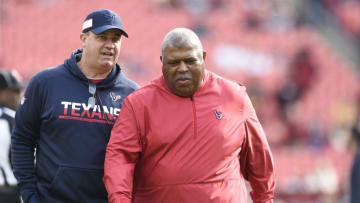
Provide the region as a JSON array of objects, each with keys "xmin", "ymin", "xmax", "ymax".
[{"xmin": 161, "ymin": 28, "xmax": 203, "ymax": 58}]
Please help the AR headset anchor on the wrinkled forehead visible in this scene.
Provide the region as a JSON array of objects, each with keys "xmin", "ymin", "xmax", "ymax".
[{"xmin": 163, "ymin": 45, "xmax": 203, "ymax": 60}]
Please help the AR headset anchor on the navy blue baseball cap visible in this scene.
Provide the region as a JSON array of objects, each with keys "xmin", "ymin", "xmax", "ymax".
[{"xmin": 82, "ymin": 9, "xmax": 128, "ymax": 38}]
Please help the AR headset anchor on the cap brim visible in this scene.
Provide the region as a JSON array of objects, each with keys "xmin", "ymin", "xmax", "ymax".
[{"xmin": 91, "ymin": 25, "xmax": 128, "ymax": 38}]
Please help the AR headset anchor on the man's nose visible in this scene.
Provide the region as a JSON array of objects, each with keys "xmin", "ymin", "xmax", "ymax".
[
  {"xmin": 178, "ymin": 61, "xmax": 188, "ymax": 72},
  {"xmin": 104, "ymin": 39, "xmax": 115, "ymax": 49}
]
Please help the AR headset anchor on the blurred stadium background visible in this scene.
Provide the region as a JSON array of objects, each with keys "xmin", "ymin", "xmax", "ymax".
[{"xmin": 1, "ymin": 0, "xmax": 360, "ymax": 202}]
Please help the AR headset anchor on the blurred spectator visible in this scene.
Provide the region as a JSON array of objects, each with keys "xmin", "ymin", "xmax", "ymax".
[
  {"xmin": 277, "ymin": 47, "xmax": 316, "ymax": 121},
  {"xmin": 0, "ymin": 69, "xmax": 24, "ymax": 203},
  {"xmin": 275, "ymin": 47, "xmax": 317, "ymax": 146}
]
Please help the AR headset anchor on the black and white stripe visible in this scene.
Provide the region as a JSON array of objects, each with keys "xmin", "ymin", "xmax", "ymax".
[{"xmin": 0, "ymin": 106, "xmax": 17, "ymax": 186}]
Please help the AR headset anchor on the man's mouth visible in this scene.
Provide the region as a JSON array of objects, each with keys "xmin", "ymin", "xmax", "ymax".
[
  {"xmin": 176, "ymin": 77, "xmax": 191, "ymax": 84},
  {"xmin": 101, "ymin": 52, "xmax": 114, "ymax": 57}
]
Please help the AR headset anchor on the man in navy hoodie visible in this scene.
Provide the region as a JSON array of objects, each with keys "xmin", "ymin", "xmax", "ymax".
[{"xmin": 11, "ymin": 9, "xmax": 139, "ymax": 203}]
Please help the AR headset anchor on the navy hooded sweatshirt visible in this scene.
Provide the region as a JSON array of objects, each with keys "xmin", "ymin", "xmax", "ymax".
[{"xmin": 11, "ymin": 49, "xmax": 139, "ymax": 203}]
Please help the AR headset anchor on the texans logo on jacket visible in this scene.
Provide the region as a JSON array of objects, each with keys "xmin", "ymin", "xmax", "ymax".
[
  {"xmin": 110, "ymin": 92, "xmax": 122, "ymax": 102},
  {"xmin": 59, "ymin": 101, "xmax": 120, "ymax": 125}
]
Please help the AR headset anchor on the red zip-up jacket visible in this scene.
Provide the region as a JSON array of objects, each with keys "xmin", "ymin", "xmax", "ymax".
[{"xmin": 104, "ymin": 70, "xmax": 275, "ymax": 203}]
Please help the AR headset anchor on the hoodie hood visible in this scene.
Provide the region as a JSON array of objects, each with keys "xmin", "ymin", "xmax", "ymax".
[{"xmin": 64, "ymin": 49, "xmax": 122, "ymax": 89}]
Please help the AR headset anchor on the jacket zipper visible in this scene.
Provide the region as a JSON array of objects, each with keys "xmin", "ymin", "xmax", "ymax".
[{"xmin": 190, "ymin": 96, "xmax": 198, "ymax": 139}]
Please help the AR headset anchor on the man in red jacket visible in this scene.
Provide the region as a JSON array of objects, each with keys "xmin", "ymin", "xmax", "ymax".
[{"xmin": 104, "ymin": 28, "xmax": 275, "ymax": 203}]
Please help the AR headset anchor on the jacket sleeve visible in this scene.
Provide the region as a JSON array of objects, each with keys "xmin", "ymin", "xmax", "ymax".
[
  {"xmin": 104, "ymin": 98, "xmax": 142, "ymax": 203},
  {"xmin": 239, "ymin": 93, "xmax": 275, "ymax": 203},
  {"xmin": 11, "ymin": 75, "xmax": 43, "ymax": 203}
]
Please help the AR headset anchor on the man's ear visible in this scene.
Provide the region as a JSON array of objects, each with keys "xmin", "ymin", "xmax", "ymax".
[{"xmin": 203, "ymin": 51, "xmax": 207, "ymax": 61}]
